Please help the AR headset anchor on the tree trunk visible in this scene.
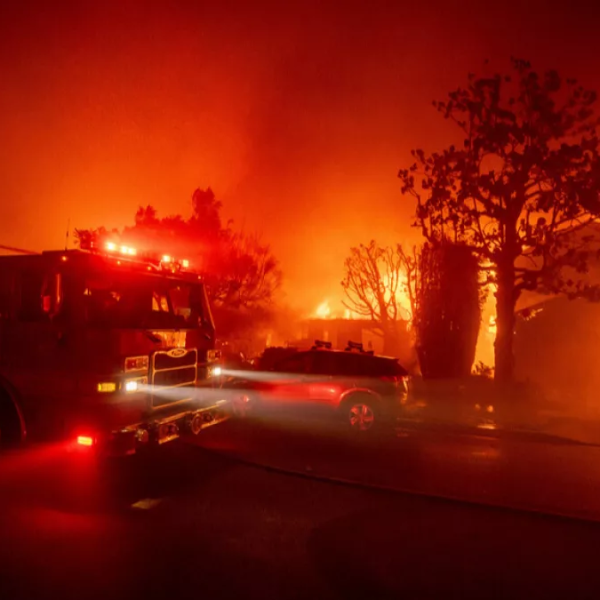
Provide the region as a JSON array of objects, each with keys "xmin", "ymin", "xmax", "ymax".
[
  {"xmin": 494, "ymin": 259, "xmax": 517, "ymax": 383},
  {"xmin": 378, "ymin": 317, "xmax": 392, "ymax": 352},
  {"xmin": 383, "ymin": 329, "xmax": 400, "ymax": 357}
]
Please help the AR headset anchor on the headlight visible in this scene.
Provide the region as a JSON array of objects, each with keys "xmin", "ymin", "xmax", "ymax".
[
  {"xmin": 123, "ymin": 377, "xmax": 148, "ymax": 392},
  {"xmin": 125, "ymin": 380, "xmax": 139, "ymax": 392},
  {"xmin": 211, "ymin": 366, "xmax": 223, "ymax": 377}
]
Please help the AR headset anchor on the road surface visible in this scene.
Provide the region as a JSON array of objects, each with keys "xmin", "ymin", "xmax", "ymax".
[
  {"xmin": 195, "ymin": 413, "xmax": 600, "ymax": 520},
  {"xmin": 1, "ymin": 417, "xmax": 600, "ymax": 599}
]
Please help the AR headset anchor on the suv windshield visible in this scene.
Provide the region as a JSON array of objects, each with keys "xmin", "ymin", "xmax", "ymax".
[{"xmin": 81, "ymin": 271, "xmax": 206, "ymax": 329}]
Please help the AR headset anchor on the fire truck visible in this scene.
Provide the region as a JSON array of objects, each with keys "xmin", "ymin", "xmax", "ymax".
[{"xmin": 0, "ymin": 241, "xmax": 230, "ymax": 455}]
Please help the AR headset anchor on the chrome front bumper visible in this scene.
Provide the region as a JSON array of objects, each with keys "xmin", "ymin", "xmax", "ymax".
[{"xmin": 92, "ymin": 399, "xmax": 232, "ymax": 457}]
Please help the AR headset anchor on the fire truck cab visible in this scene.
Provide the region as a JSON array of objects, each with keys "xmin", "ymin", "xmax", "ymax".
[{"xmin": 0, "ymin": 245, "xmax": 227, "ymax": 454}]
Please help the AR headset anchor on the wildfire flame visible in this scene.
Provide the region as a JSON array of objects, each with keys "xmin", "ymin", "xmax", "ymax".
[
  {"xmin": 315, "ymin": 300, "xmax": 332, "ymax": 319},
  {"xmin": 475, "ymin": 263, "xmax": 497, "ymax": 369}
]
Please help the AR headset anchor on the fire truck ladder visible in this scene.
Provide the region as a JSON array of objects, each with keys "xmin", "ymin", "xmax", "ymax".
[{"xmin": 0, "ymin": 244, "xmax": 37, "ymax": 255}]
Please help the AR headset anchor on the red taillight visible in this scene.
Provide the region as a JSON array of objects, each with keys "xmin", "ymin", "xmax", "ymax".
[{"xmin": 77, "ymin": 435, "xmax": 94, "ymax": 447}]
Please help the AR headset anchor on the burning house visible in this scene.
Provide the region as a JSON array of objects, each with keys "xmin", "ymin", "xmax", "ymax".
[{"xmin": 290, "ymin": 300, "xmax": 416, "ymax": 368}]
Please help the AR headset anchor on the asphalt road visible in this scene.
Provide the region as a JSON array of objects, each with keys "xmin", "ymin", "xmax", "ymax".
[
  {"xmin": 2, "ymin": 417, "xmax": 600, "ymax": 600},
  {"xmin": 195, "ymin": 412, "xmax": 600, "ymax": 520}
]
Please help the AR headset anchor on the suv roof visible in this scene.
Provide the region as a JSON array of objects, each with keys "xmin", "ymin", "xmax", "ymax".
[
  {"xmin": 271, "ymin": 346, "xmax": 408, "ymax": 378},
  {"xmin": 256, "ymin": 346, "xmax": 300, "ymax": 370}
]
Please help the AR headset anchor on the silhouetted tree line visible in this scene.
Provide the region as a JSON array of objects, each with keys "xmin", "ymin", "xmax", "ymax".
[
  {"xmin": 345, "ymin": 58, "xmax": 600, "ymax": 384},
  {"xmin": 400, "ymin": 58, "xmax": 600, "ymax": 383},
  {"xmin": 76, "ymin": 188, "xmax": 281, "ymax": 310},
  {"xmin": 76, "ymin": 188, "xmax": 282, "ymax": 345}
]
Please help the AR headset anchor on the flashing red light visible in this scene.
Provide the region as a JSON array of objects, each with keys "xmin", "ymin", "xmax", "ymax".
[
  {"xmin": 105, "ymin": 242, "xmax": 136, "ymax": 256},
  {"xmin": 77, "ymin": 435, "xmax": 94, "ymax": 447}
]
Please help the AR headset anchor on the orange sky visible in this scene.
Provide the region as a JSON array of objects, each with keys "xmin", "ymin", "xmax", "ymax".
[{"xmin": 1, "ymin": 0, "xmax": 599, "ymax": 314}]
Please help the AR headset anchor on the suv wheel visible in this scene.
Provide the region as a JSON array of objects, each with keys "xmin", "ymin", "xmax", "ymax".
[{"xmin": 344, "ymin": 397, "xmax": 378, "ymax": 433}]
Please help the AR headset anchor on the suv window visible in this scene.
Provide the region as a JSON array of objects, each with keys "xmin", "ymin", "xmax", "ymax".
[
  {"xmin": 311, "ymin": 351, "xmax": 339, "ymax": 375},
  {"xmin": 326, "ymin": 352, "xmax": 363, "ymax": 376},
  {"xmin": 274, "ymin": 352, "xmax": 311, "ymax": 374},
  {"xmin": 258, "ymin": 348, "xmax": 298, "ymax": 371},
  {"xmin": 331, "ymin": 352, "xmax": 360, "ymax": 376},
  {"xmin": 360, "ymin": 356, "xmax": 407, "ymax": 377},
  {"xmin": 331, "ymin": 352, "xmax": 408, "ymax": 378}
]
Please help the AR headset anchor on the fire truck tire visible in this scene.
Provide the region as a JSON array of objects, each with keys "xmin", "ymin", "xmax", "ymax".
[{"xmin": 0, "ymin": 387, "xmax": 25, "ymax": 448}]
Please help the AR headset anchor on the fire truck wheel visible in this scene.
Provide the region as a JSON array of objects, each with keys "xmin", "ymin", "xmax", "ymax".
[{"xmin": 0, "ymin": 391, "xmax": 24, "ymax": 448}]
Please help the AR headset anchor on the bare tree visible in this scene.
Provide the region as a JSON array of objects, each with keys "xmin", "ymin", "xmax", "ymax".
[{"xmin": 341, "ymin": 240, "xmax": 409, "ymax": 354}]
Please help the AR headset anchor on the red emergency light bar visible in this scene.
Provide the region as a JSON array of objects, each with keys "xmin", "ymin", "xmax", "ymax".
[
  {"xmin": 105, "ymin": 241, "xmax": 137, "ymax": 256},
  {"xmin": 79, "ymin": 236, "xmax": 191, "ymax": 273},
  {"xmin": 77, "ymin": 230, "xmax": 193, "ymax": 273},
  {"xmin": 104, "ymin": 242, "xmax": 190, "ymax": 269}
]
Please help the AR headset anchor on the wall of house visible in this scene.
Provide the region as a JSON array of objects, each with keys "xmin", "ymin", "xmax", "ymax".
[{"xmin": 514, "ymin": 297, "xmax": 600, "ymax": 413}]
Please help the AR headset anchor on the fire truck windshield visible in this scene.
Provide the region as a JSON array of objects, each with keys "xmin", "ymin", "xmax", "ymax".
[{"xmin": 81, "ymin": 271, "xmax": 206, "ymax": 330}]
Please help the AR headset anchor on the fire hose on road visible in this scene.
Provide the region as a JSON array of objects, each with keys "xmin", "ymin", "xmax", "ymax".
[{"xmin": 191, "ymin": 417, "xmax": 600, "ymax": 524}]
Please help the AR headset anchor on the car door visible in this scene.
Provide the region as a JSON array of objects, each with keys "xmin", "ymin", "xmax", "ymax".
[
  {"xmin": 307, "ymin": 352, "xmax": 344, "ymax": 407},
  {"xmin": 266, "ymin": 352, "xmax": 313, "ymax": 405}
]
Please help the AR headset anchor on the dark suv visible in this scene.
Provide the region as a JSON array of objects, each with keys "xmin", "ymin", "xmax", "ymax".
[{"xmin": 230, "ymin": 342, "xmax": 409, "ymax": 432}]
